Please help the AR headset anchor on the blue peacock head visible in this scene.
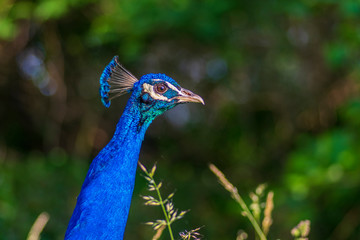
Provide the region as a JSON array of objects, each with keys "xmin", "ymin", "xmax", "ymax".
[{"xmin": 99, "ymin": 56, "xmax": 204, "ymax": 118}]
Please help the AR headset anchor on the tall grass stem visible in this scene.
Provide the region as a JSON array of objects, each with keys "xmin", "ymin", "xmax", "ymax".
[{"xmin": 209, "ymin": 163, "xmax": 267, "ymax": 240}]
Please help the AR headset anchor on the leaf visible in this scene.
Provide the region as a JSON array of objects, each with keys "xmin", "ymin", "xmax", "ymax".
[
  {"xmin": 0, "ymin": 18, "xmax": 16, "ymax": 40},
  {"xmin": 167, "ymin": 192, "xmax": 175, "ymax": 200},
  {"xmin": 34, "ymin": 0, "xmax": 68, "ymax": 20}
]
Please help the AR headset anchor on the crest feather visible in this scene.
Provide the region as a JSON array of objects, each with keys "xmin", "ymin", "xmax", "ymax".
[{"xmin": 99, "ymin": 56, "xmax": 138, "ymax": 107}]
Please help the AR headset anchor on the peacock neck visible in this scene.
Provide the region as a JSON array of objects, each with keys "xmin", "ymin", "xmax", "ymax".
[
  {"xmin": 65, "ymin": 96, "xmax": 154, "ymax": 240},
  {"xmin": 113, "ymin": 98, "xmax": 151, "ymax": 143}
]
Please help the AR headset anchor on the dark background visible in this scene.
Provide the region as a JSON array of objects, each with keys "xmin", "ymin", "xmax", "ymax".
[{"xmin": 1, "ymin": 0, "xmax": 360, "ymax": 239}]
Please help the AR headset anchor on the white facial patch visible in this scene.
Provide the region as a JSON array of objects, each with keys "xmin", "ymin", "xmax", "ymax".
[{"xmin": 143, "ymin": 83, "xmax": 171, "ymax": 102}]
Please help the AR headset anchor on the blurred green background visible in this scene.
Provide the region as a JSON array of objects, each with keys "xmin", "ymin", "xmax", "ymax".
[{"xmin": 1, "ymin": 0, "xmax": 360, "ymax": 239}]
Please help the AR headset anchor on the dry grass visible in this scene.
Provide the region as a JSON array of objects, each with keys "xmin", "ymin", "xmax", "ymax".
[
  {"xmin": 209, "ymin": 163, "xmax": 267, "ymax": 240},
  {"xmin": 26, "ymin": 212, "xmax": 50, "ymax": 240},
  {"xmin": 209, "ymin": 163, "xmax": 311, "ymax": 240}
]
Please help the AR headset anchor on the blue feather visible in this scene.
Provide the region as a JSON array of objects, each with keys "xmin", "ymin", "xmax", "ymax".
[{"xmin": 99, "ymin": 56, "xmax": 118, "ymax": 107}]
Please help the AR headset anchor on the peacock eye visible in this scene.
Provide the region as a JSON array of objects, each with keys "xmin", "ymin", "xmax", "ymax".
[{"xmin": 154, "ymin": 83, "xmax": 168, "ymax": 94}]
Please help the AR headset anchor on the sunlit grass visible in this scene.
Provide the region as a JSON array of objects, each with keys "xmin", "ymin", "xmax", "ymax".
[
  {"xmin": 209, "ymin": 163, "xmax": 267, "ymax": 240},
  {"xmin": 209, "ymin": 163, "xmax": 311, "ymax": 240}
]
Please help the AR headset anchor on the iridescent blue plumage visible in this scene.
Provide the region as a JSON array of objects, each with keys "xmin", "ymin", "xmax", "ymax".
[
  {"xmin": 66, "ymin": 57, "xmax": 204, "ymax": 239},
  {"xmin": 99, "ymin": 56, "xmax": 117, "ymax": 107}
]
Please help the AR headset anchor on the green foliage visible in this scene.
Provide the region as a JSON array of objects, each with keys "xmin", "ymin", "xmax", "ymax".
[
  {"xmin": 34, "ymin": 0, "xmax": 68, "ymax": 20},
  {"xmin": 285, "ymin": 98, "xmax": 360, "ymax": 200},
  {"xmin": 0, "ymin": 17, "xmax": 16, "ymax": 39},
  {"xmin": 0, "ymin": 151, "xmax": 88, "ymax": 240}
]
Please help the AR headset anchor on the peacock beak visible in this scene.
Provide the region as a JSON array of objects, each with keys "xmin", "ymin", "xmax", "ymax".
[{"xmin": 175, "ymin": 88, "xmax": 205, "ymax": 105}]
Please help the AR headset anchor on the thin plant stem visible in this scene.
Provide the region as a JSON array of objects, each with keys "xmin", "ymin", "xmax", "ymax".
[
  {"xmin": 209, "ymin": 163, "xmax": 267, "ymax": 240},
  {"xmin": 153, "ymin": 178, "xmax": 175, "ymax": 240},
  {"xmin": 139, "ymin": 162, "xmax": 175, "ymax": 240},
  {"xmin": 27, "ymin": 212, "xmax": 50, "ymax": 240}
]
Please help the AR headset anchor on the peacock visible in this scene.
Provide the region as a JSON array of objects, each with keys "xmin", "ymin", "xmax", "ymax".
[{"xmin": 65, "ymin": 56, "xmax": 204, "ymax": 239}]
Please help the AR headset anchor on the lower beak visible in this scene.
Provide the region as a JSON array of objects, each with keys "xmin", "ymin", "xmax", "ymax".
[{"xmin": 175, "ymin": 88, "xmax": 205, "ymax": 105}]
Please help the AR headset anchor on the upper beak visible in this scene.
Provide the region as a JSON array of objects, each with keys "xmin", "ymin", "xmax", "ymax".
[{"xmin": 174, "ymin": 88, "xmax": 205, "ymax": 105}]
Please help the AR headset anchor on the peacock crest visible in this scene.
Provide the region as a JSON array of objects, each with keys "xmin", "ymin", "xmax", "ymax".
[{"xmin": 99, "ymin": 56, "xmax": 138, "ymax": 107}]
